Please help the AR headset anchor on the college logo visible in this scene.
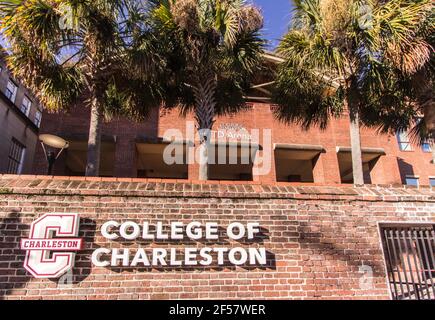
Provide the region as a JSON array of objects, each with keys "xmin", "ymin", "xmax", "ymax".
[{"xmin": 20, "ymin": 213, "xmax": 82, "ymax": 279}]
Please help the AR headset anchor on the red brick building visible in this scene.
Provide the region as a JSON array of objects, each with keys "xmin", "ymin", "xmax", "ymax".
[
  {"xmin": 26, "ymin": 52, "xmax": 433, "ymax": 186},
  {"xmin": 34, "ymin": 99, "xmax": 435, "ymax": 186}
]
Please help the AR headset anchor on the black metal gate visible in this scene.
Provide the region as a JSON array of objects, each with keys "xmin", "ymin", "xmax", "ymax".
[{"xmin": 380, "ymin": 224, "xmax": 435, "ymax": 300}]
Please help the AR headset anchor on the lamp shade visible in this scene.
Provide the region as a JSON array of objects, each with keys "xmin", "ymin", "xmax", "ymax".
[{"xmin": 39, "ymin": 134, "xmax": 69, "ymax": 149}]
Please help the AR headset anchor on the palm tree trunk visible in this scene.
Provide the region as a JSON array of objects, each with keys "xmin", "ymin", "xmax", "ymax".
[
  {"xmin": 193, "ymin": 76, "xmax": 217, "ymax": 181},
  {"xmin": 85, "ymin": 95, "xmax": 102, "ymax": 177},
  {"xmin": 348, "ymin": 102, "xmax": 364, "ymax": 185}
]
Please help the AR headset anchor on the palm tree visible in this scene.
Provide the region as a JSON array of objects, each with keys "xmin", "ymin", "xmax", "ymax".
[
  {"xmin": 146, "ymin": 0, "xmax": 265, "ymax": 180},
  {"xmin": 411, "ymin": 5, "xmax": 434, "ymax": 139},
  {"xmin": 361, "ymin": 1, "xmax": 434, "ymax": 160},
  {"xmin": 272, "ymin": 0, "xmax": 433, "ymax": 184},
  {"xmin": 0, "ymin": 0, "xmax": 163, "ymax": 176}
]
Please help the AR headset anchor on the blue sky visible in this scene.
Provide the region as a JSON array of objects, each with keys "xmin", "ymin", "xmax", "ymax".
[{"xmin": 253, "ymin": 0, "xmax": 294, "ymax": 48}]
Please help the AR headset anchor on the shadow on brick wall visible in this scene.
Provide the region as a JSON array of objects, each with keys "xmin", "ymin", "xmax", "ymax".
[
  {"xmin": 67, "ymin": 218, "xmax": 98, "ymax": 285},
  {"xmin": 0, "ymin": 211, "xmax": 32, "ymax": 300},
  {"xmin": 397, "ymin": 158, "xmax": 415, "ymax": 184},
  {"xmin": 297, "ymin": 221, "xmax": 386, "ymax": 277}
]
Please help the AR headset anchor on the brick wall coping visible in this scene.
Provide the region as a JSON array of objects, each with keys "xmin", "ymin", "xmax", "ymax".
[{"xmin": 0, "ymin": 174, "xmax": 434, "ymax": 202}]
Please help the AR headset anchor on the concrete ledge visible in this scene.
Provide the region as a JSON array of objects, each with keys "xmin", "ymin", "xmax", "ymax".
[
  {"xmin": 274, "ymin": 143, "xmax": 324, "ymax": 152},
  {"xmin": 0, "ymin": 174, "xmax": 433, "ymax": 202},
  {"xmin": 337, "ymin": 146, "xmax": 386, "ymax": 155}
]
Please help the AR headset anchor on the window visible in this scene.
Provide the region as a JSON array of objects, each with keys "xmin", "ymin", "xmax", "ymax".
[
  {"xmin": 5, "ymin": 79, "xmax": 18, "ymax": 103},
  {"xmin": 20, "ymin": 96, "xmax": 32, "ymax": 116},
  {"xmin": 422, "ymin": 142, "xmax": 432, "ymax": 153},
  {"xmin": 430, "ymin": 178, "xmax": 435, "ymax": 187},
  {"xmin": 405, "ymin": 176, "xmax": 419, "ymax": 187},
  {"xmin": 7, "ymin": 138, "xmax": 26, "ymax": 174},
  {"xmin": 397, "ymin": 131, "xmax": 412, "ymax": 151},
  {"xmin": 34, "ymin": 110, "xmax": 42, "ymax": 128}
]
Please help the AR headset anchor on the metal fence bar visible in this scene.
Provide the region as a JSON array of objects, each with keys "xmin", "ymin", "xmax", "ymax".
[
  {"xmin": 383, "ymin": 229, "xmax": 399, "ymax": 299},
  {"xmin": 389, "ymin": 229, "xmax": 405, "ymax": 299},
  {"xmin": 402, "ymin": 229, "xmax": 420, "ymax": 299},
  {"xmin": 419, "ymin": 230, "xmax": 435, "ymax": 299},
  {"xmin": 411, "ymin": 230, "xmax": 432, "ymax": 299},
  {"xmin": 395, "ymin": 229, "xmax": 412, "ymax": 298},
  {"xmin": 380, "ymin": 225, "xmax": 435, "ymax": 301},
  {"xmin": 425, "ymin": 230, "xmax": 435, "ymax": 276},
  {"xmin": 428, "ymin": 230, "xmax": 435, "ymax": 267},
  {"xmin": 407, "ymin": 230, "xmax": 426, "ymax": 299}
]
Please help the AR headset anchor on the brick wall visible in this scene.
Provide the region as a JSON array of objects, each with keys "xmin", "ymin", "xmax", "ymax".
[{"xmin": 0, "ymin": 175, "xmax": 434, "ymax": 300}]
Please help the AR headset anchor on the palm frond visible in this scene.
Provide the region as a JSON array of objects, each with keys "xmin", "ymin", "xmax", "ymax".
[
  {"xmin": 0, "ymin": 0, "xmax": 165, "ymax": 120},
  {"xmin": 408, "ymin": 118, "xmax": 431, "ymax": 146},
  {"xmin": 274, "ymin": 0, "xmax": 433, "ymax": 138},
  {"xmin": 375, "ymin": 0, "xmax": 434, "ymax": 74},
  {"xmin": 146, "ymin": 0, "xmax": 265, "ymax": 121},
  {"xmin": 0, "ymin": 0, "xmax": 20, "ymax": 17}
]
